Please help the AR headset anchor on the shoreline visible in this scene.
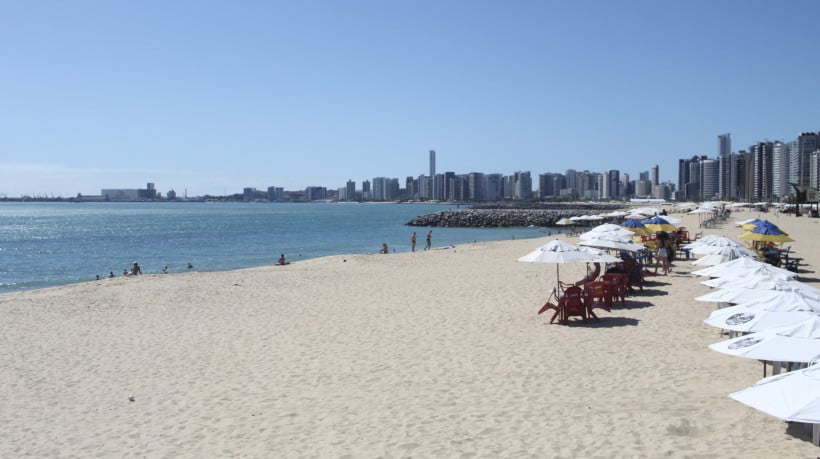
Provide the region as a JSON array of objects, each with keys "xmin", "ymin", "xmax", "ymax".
[{"xmin": 2, "ymin": 208, "xmax": 819, "ymax": 456}]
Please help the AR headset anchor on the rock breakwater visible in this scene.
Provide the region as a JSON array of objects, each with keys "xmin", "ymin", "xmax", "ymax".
[{"xmin": 406, "ymin": 203, "xmax": 626, "ymax": 228}]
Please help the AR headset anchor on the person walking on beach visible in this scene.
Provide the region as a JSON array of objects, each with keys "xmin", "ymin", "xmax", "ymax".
[
  {"xmin": 424, "ymin": 230, "xmax": 432, "ymax": 251},
  {"xmin": 411, "ymin": 232, "xmax": 417, "ymax": 252}
]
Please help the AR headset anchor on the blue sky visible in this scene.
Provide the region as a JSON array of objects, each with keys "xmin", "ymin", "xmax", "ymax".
[{"xmin": 2, "ymin": 1, "xmax": 819, "ymax": 197}]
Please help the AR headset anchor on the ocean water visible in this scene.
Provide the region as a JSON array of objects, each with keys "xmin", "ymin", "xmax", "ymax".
[{"xmin": 0, "ymin": 202, "xmax": 564, "ymax": 294}]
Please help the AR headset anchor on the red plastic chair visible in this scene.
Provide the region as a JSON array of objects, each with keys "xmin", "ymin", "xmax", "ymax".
[
  {"xmin": 557, "ymin": 286, "xmax": 588, "ymax": 324},
  {"xmin": 602, "ymin": 273, "xmax": 627, "ymax": 306},
  {"xmin": 584, "ymin": 281, "xmax": 611, "ymax": 313}
]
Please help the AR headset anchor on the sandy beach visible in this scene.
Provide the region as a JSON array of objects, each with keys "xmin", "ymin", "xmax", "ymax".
[{"xmin": 2, "ymin": 208, "xmax": 819, "ymax": 457}]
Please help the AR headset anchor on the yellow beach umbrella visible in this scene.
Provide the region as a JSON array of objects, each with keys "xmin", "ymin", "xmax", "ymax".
[
  {"xmin": 738, "ymin": 221, "xmax": 794, "ymax": 243},
  {"xmin": 738, "ymin": 231, "xmax": 794, "ymax": 243},
  {"xmin": 641, "ymin": 216, "xmax": 677, "ymax": 234}
]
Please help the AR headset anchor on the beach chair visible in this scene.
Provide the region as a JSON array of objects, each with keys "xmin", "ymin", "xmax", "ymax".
[
  {"xmin": 538, "ymin": 288, "xmax": 562, "ymax": 322},
  {"xmin": 602, "ymin": 273, "xmax": 627, "ymax": 306},
  {"xmin": 558, "ymin": 286, "xmax": 589, "ymax": 324},
  {"xmin": 584, "ymin": 281, "xmax": 611, "ymax": 313},
  {"xmin": 622, "ymin": 258, "xmax": 644, "ymax": 292}
]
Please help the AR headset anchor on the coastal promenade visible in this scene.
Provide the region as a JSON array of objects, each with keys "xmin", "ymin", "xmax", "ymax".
[{"xmin": 1, "ymin": 207, "xmax": 818, "ymax": 456}]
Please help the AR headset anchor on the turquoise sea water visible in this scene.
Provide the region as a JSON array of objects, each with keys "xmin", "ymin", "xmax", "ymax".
[{"xmin": 0, "ymin": 202, "xmax": 564, "ymax": 294}]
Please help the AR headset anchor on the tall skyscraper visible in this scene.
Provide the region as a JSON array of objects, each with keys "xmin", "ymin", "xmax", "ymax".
[
  {"xmin": 429, "ymin": 150, "xmax": 437, "ymax": 199},
  {"xmin": 718, "ymin": 133, "xmax": 731, "ymax": 157},
  {"xmin": 651, "ymin": 165, "xmax": 659, "ymax": 186}
]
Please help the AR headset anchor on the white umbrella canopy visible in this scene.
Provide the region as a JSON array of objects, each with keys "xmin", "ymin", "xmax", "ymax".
[
  {"xmin": 694, "ymin": 287, "xmax": 818, "ymax": 305},
  {"xmin": 709, "ymin": 317, "xmax": 820, "ymax": 364},
  {"xmin": 690, "ymin": 244, "xmax": 757, "ymax": 257},
  {"xmin": 729, "ymin": 364, "xmax": 820, "ymax": 424},
  {"xmin": 704, "ymin": 308, "xmax": 818, "ymax": 334},
  {"xmin": 578, "ymin": 246, "xmax": 622, "ymax": 263},
  {"xmin": 684, "ymin": 235, "xmax": 747, "ymax": 253},
  {"xmin": 703, "ymin": 290, "xmax": 820, "ymax": 332},
  {"xmin": 579, "ymin": 237, "xmax": 645, "ymax": 253},
  {"xmin": 700, "ymin": 275, "xmax": 820, "ymax": 294},
  {"xmin": 517, "ymin": 239, "xmax": 597, "ymax": 264},
  {"xmin": 690, "ymin": 246, "xmax": 758, "ymax": 266},
  {"xmin": 579, "ymin": 224, "xmax": 635, "ymax": 241},
  {"xmin": 517, "ymin": 240, "xmax": 599, "ymax": 295},
  {"xmin": 691, "ymin": 257, "xmax": 797, "ymax": 281}
]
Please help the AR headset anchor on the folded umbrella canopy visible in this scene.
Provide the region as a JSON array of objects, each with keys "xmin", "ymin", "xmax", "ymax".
[
  {"xmin": 703, "ymin": 290, "xmax": 820, "ymax": 333},
  {"xmin": 709, "ymin": 316, "xmax": 820, "ymax": 364},
  {"xmin": 691, "ymin": 256, "xmax": 796, "ymax": 281},
  {"xmin": 730, "ymin": 363, "xmax": 820, "ymax": 424},
  {"xmin": 690, "ymin": 246, "xmax": 757, "ymax": 267}
]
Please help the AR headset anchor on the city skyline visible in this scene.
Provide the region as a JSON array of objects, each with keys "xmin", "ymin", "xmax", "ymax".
[{"xmin": 3, "ymin": 1, "xmax": 820, "ymax": 197}]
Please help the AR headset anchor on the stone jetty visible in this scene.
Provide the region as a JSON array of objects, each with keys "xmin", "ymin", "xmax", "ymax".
[{"xmin": 406, "ymin": 203, "xmax": 626, "ymax": 228}]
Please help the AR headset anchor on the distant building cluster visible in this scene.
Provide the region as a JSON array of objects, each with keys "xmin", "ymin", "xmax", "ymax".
[
  {"xmin": 70, "ymin": 131, "xmax": 820, "ymax": 204},
  {"xmin": 677, "ymin": 132, "xmax": 820, "ymax": 202},
  {"xmin": 331, "ymin": 150, "xmax": 673, "ymax": 202}
]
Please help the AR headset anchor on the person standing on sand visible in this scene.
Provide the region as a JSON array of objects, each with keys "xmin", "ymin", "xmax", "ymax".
[
  {"xmin": 411, "ymin": 232, "xmax": 417, "ymax": 252},
  {"xmin": 425, "ymin": 230, "xmax": 432, "ymax": 251}
]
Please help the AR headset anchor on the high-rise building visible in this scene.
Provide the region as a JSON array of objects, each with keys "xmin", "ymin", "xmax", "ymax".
[
  {"xmin": 651, "ymin": 165, "xmax": 659, "ymax": 186},
  {"xmin": 699, "ymin": 159, "xmax": 719, "ymax": 200},
  {"xmin": 751, "ymin": 141, "xmax": 773, "ymax": 201},
  {"xmin": 513, "ymin": 171, "xmax": 532, "ymax": 199},
  {"xmin": 797, "ymin": 133, "xmax": 820, "ymax": 187},
  {"xmin": 429, "ymin": 150, "xmax": 437, "ymax": 199},
  {"xmin": 718, "ymin": 133, "xmax": 731, "ymax": 157},
  {"xmin": 345, "ymin": 180, "xmax": 356, "ymax": 201},
  {"xmin": 467, "ymin": 172, "xmax": 486, "ymax": 201},
  {"xmin": 772, "ymin": 141, "xmax": 791, "ymax": 200}
]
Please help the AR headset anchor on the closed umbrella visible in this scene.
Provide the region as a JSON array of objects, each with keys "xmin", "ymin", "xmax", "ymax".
[
  {"xmin": 691, "ymin": 257, "xmax": 796, "ymax": 281},
  {"xmin": 703, "ymin": 290, "xmax": 820, "ymax": 333},
  {"xmin": 729, "ymin": 363, "xmax": 820, "ymax": 424},
  {"xmin": 709, "ymin": 317, "xmax": 820, "ymax": 364}
]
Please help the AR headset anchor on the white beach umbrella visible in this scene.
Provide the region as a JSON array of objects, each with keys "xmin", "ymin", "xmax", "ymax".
[
  {"xmin": 690, "ymin": 246, "xmax": 758, "ymax": 266},
  {"xmin": 578, "ymin": 224, "xmax": 635, "ymax": 241},
  {"xmin": 704, "ymin": 308, "xmax": 818, "ymax": 334},
  {"xmin": 691, "ymin": 257, "xmax": 796, "ymax": 281},
  {"xmin": 703, "ymin": 290, "xmax": 820, "ymax": 332},
  {"xmin": 688, "ymin": 207, "xmax": 717, "ymax": 215},
  {"xmin": 709, "ymin": 317, "xmax": 820, "ymax": 364},
  {"xmin": 729, "ymin": 363, "xmax": 820, "ymax": 424},
  {"xmin": 700, "ymin": 275, "xmax": 820, "ymax": 294},
  {"xmin": 578, "ymin": 246, "xmax": 622, "ymax": 263},
  {"xmin": 684, "ymin": 235, "xmax": 747, "ymax": 253},
  {"xmin": 578, "ymin": 237, "xmax": 645, "ymax": 253},
  {"xmin": 518, "ymin": 239, "xmax": 599, "ymax": 298},
  {"xmin": 694, "ymin": 287, "xmax": 816, "ymax": 305}
]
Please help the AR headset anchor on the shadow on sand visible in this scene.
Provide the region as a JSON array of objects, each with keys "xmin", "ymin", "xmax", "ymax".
[
  {"xmin": 784, "ymin": 421, "xmax": 815, "ymax": 445},
  {"xmin": 557, "ymin": 316, "xmax": 640, "ymax": 328}
]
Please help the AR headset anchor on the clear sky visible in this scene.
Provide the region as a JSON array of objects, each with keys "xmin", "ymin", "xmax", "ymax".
[{"xmin": 2, "ymin": 1, "xmax": 819, "ymax": 198}]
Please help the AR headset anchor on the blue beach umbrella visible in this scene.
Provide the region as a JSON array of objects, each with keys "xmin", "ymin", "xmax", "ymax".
[
  {"xmin": 641, "ymin": 216, "xmax": 677, "ymax": 233},
  {"xmin": 739, "ymin": 221, "xmax": 794, "ymax": 243},
  {"xmin": 620, "ymin": 218, "xmax": 651, "ymax": 235}
]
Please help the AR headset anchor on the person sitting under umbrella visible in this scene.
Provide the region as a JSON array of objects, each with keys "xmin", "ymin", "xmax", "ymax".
[{"xmin": 574, "ymin": 262, "xmax": 601, "ymax": 286}]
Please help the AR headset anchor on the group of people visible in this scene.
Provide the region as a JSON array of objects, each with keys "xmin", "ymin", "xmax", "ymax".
[
  {"xmin": 383, "ymin": 230, "xmax": 433, "ymax": 254},
  {"xmin": 97, "ymin": 262, "xmax": 195, "ymax": 280}
]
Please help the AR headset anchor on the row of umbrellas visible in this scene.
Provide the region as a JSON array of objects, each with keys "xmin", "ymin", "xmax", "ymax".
[{"xmin": 684, "ymin": 223, "xmax": 820, "ymax": 430}]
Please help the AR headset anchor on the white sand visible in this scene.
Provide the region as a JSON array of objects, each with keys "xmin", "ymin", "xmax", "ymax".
[{"xmin": 1, "ymin": 208, "xmax": 819, "ymax": 457}]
